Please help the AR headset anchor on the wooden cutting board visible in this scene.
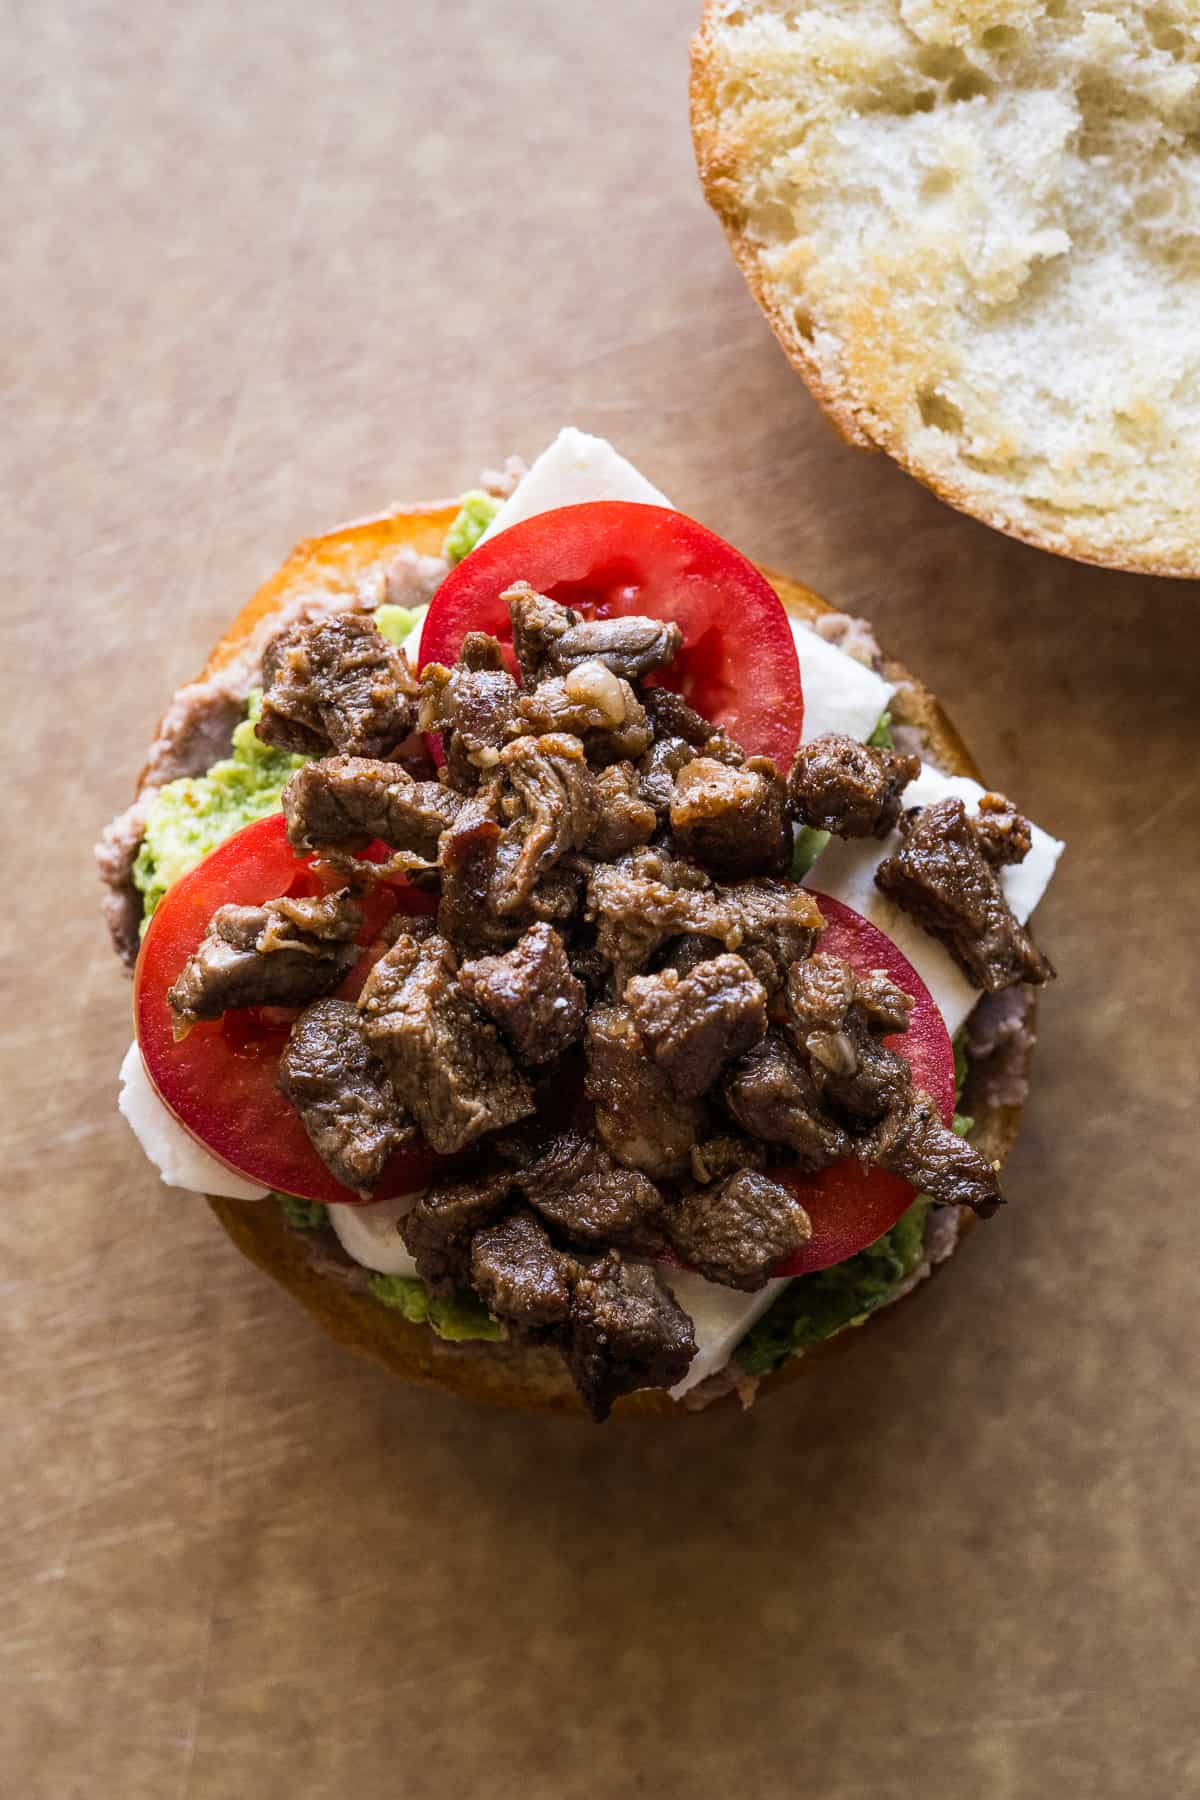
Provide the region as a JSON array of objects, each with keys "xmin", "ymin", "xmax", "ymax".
[{"xmin": 4, "ymin": 4, "xmax": 1197, "ymax": 1796}]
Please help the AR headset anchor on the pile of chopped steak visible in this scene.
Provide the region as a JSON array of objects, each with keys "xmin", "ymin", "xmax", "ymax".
[{"xmin": 169, "ymin": 588, "xmax": 1052, "ymax": 1418}]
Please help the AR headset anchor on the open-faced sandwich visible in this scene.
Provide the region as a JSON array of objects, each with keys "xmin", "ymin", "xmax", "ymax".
[{"xmin": 97, "ymin": 429, "xmax": 1063, "ymax": 1419}]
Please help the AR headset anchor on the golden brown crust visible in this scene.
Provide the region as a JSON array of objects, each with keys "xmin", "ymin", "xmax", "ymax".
[
  {"xmin": 191, "ymin": 505, "xmax": 1031, "ymax": 1419},
  {"xmin": 688, "ymin": 7, "xmax": 1199, "ymax": 580}
]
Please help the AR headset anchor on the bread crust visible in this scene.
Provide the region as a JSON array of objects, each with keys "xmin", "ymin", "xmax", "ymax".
[
  {"xmin": 179, "ymin": 503, "xmax": 1031, "ymax": 1418},
  {"xmin": 689, "ymin": 5, "xmax": 1199, "ymax": 580}
]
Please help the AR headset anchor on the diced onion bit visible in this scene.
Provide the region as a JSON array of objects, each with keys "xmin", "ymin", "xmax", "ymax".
[{"xmin": 563, "ymin": 659, "xmax": 627, "ymax": 724}]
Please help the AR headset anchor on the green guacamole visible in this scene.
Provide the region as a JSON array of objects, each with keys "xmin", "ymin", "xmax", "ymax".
[
  {"xmin": 368, "ymin": 1273, "xmax": 506, "ymax": 1343},
  {"xmin": 373, "ymin": 602, "xmax": 426, "ymax": 650},
  {"xmin": 132, "ymin": 693, "xmax": 308, "ymax": 932},
  {"xmin": 442, "ymin": 491, "xmax": 501, "ymax": 565}
]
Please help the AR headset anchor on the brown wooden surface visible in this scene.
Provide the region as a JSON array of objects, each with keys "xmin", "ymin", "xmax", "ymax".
[{"xmin": 4, "ymin": 5, "xmax": 1198, "ymax": 1796}]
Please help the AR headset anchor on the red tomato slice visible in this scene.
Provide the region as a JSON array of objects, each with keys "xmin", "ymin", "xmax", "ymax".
[
  {"xmin": 419, "ymin": 502, "xmax": 804, "ymax": 767},
  {"xmin": 770, "ymin": 891, "xmax": 957, "ymax": 1276},
  {"xmin": 134, "ymin": 813, "xmax": 440, "ymax": 1205}
]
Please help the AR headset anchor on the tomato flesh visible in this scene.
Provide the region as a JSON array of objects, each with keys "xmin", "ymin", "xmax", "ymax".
[
  {"xmin": 419, "ymin": 502, "xmax": 804, "ymax": 767},
  {"xmin": 770, "ymin": 891, "xmax": 957, "ymax": 1276},
  {"xmin": 134, "ymin": 813, "xmax": 439, "ymax": 1205}
]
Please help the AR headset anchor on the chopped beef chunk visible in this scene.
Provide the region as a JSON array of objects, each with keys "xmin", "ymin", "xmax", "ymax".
[
  {"xmin": 638, "ymin": 734, "xmax": 695, "ymax": 821},
  {"xmin": 517, "ymin": 665, "xmax": 652, "ymax": 764},
  {"xmin": 469, "ymin": 1210, "xmax": 576, "ymax": 1327},
  {"xmin": 459, "ymin": 924, "xmax": 587, "ymax": 1064},
  {"xmin": 436, "ymin": 796, "xmax": 513, "ymax": 952},
  {"xmin": 519, "ymin": 1127, "xmax": 664, "ymax": 1250},
  {"xmin": 563, "ymin": 1252, "xmax": 696, "ymax": 1422},
  {"xmin": 505, "ymin": 582, "xmax": 681, "ymax": 682},
  {"xmin": 624, "ymin": 954, "xmax": 768, "ymax": 1099},
  {"xmin": 875, "ymin": 798, "xmax": 1054, "ymax": 992},
  {"xmin": 669, "ymin": 756, "xmax": 792, "ymax": 879},
  {"xmin": 723, "ymin": 1030, "xmax": 852, "ymax": 1169},
  {"xmin": 282, "ymin": 755, "xmax": 460, "ymax": 860},
  {"xmin": 787, "ymin": 732, "xmax": 919, "ymax": 839},
  {"xmin": 712, "ymin": 879, "xmax": 824, "ymax": 996},
  {"xmin": 418, "ymin": 634, "xmax": 521, "ymax": 790},
  {"xmin": 665, "ymin": 1169, "xmax": 811, "ymax": 1291},
  {"xmin": 585, "ymin": 1004, "xmax": 707, "ymax": 1179},
  {"xmin": 587, "ymin": 764, "xmax": 657, "ymax": 858},
  {"xmin": 277, "ymin": 999, "xmax": 409, "ymax": 1198},
  {"xmin": 491, "ymin": 734, "xmax": 598, "ymax": 913},
  {"xmin": 358, "ymin": 932, "xmax": 534, "ymax": 1153},
  {"xmin": 973, "ymin": 791, "xmax": 1034, "ymax": 867},
  {"xmin": 688, "ymin": 1133, "xmax": 767, "ymax": 1185},
  {"xmin": 642, "ymin": 688, "xmax": 744, "ymax": 764},
  {"xmin": 257, "ymin": 614, "xmax": 418, "ymax": 758},
  {"xmin": 400, "ymin": 1168, "xmax": 515, "ymax": 1289},
  {"xmin": 785, "ymin": 953, "xmax": 914, "ymax": 1127},
  {"xmin": 874, "ymin": 1092, "xmax": 1004, "ymax": 1218},
  {"xmin": 167, "ymin": 891, "xmax": 361, "ymax": 1024}
]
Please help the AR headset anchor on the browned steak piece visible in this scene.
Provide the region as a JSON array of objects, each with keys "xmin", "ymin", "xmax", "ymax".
[
  {"xmin": 469, "ymin": 1210, "xmax": 577, "ymax": 1327},
  {"xmin": 875, "ymin": 797, "xmax": 1054, "ymax": 993},
  {"xmin": 973, "ymin": 792, "xmax": 1034, "ymax": 867},
  {"xmin": 587, "ymin": 764, "xmax": 657, "ymax": 858},
  {"xmin": 418, "ymin": 633, "xmax": 521, "ymax": 790},
  {"xmin": 669, "ymin": 756, "xmax": 792, "ymax": 879},
  {"xmin": 167, "ymin": 891, "xmax": 361, "ymax": 1025},
  {"xmin": 723, "ymin": 1030, "xmax": 852, "ymax": 1169},
  {"xmin": 282, "ymin": 755, "xmax": 461, "ymax": 858},
  {"xmin": 401, "ymin": 1168, "xmax": 516, "ymax": 1289},
  {"xmin": 638, "ymin": 734, "xmax": 695, "ymax": 821},
  {"xmin": 642, "ymin": 688, "xmax": 744, "ymax": 764},
  {"xmin": 665, "ymin": 1169, "xmax": 811, "ymax": 1291},
  {"xmin": 624, "ymin": 954, "xmax": 768, "ymax": 1099},
  {"xmin": 436, "ymin": 798, "xmax": 512, "ymax": 952},
  {"xmin": 688, "ymin": 1134, "xmax": 767, "ymax": 1185},
  {"xmin": 712, "ymin": 879, "xmax": 824, "ymax": 996},
  {"xmin": 459, "ymin": 924, "xmax": 587, "ymax": 1064},
  {"xmin": 490, "ymin": 734, "xmax": 598, "ymax": 914},
  {"xmin": 505, "ymin": 582, "xmax": 681, "ymax": 683},
  {"xmin": 785, "ymin": 953, "xmax": 914, "ymax": 1127},
  {"xmin": 277, "ymin": 999, "xmax": 409, "ymax": 1198},
  {"xmin": 788, "ymin": 732, "xmax": 919, "ymax": 839},
  {"xmin": 563, "ymin": 1252, "xmax": 696, "ymax": 1422},
  {"xmin": 518, "ymin": 1127, "xmax": 664, "ymax": 1249},
  {"xmin": 874, "ymin": 1094, "xmax": 1004, "ymax": 1218},
  {"xmin": 358, "ymin": 932, "xmax": 534, "ymax": 1153},
  {"xmin": 517, "ymin": 666, "xmax": 651, "ymax": 764},
  {"xmin": 257, "ymin": 614, "xmax": 418, "ymax": 758},
  {"xmin": 584, "ymin": 1004, "xmax": 707, "ymax": 1179}
]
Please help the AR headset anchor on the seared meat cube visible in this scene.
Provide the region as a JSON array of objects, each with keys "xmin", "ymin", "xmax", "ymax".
[
  {"xmin": 875, "ymin": 798, "xmax": 1054, "ymax": 993},
  {"xmin": 624, "ymin": 954, "xmax": 768, "ymax": 1099},
  {"xmin": 517, "ymin": 664, "xmax": 651, "ymax": 764},
  {"xmin": 282, "ymin": 755, "xmax": 460, "ymax": 859},
  {"xmin": 469, "ymin": 1210, "xmax": 577, "ymax": 1327},
  {"xmin": 490, "ymin": 734, "xmax": 598, "ymax": 913},
  {"xmin": 638, "ymin": 734, "xmax": 695, "ymax": 822},
  {"xmin": 712, "ymin": 879, "xmax": 824, "ymax": 996},
  {"xmin": 358, "ymin": 932, "xmax": 534, "ymax": 1153},
  {"xmin": 785, "ymin": 953, "xmax": 914, "ymax": 1127},
  {"xmin": 585, "ymin": 1004, "xmax": 707, "ymax": 1179},
  {"xmin": 723, "ymin": 1030, "xmax": 851, "ymax": 1169},
  {"xmin": 519, "ymin": 1127, "xmax": 664, "ymax": 1250},
  {"xmin": 563, "ymin": 1252, "xmax": 696, "ymax": 1422},
  {"xmin": 688, "ymin": 1133, "xmax": 767, "ymax": 1186},
  {"xmin": 167, "ymin": 890, "xmax": 361, "ymax": 1025},
  {"xmin": 788, "ymin": 732, "xmax": 919, "ymax": 839},
  {"xmin": 277, "ymin": 999, "xmax": 409, "ymax": 1198},
  {"xmin": 642, "ymin": 688, "xmax": 744, "ymax": 764},
  {"xmin": 587, "ymin": 764, "xmax": 657, "ymax": 858},
  {"xmin": 418, "ymin": 633, "xmax": 521, "ymax": 790},
  {"xmin": 505, "ymin": 582, "xmax": 681, "ymax": 683},
  {"xmin": 257, "ymin": 613, "xmax": 418, "ymax": 759},
  {"xmin": 459, "ymin": 924, "xmax": 586, "ymax": 1064},
  {"xmin": 436, "ymin": 795, "xmax": 513, "ymax": 953},
  {"xmin": 401, "ymin": 1168, "xmax": 515, "ymax": 1288},
  {"xmin": 669, "ymin": 756, "xmax": 792, "ymax": 879},
  {"xmin": 665, "ymin": 1169, "xmax": 811, "ymax": 1291},
  {"xmin": 874, "ymin": 1092, "xmax": 1005, "ymax": 1218},
  {"xmin": 973, "ymin": 792, "xmax": 1034, "ymax": 867}
]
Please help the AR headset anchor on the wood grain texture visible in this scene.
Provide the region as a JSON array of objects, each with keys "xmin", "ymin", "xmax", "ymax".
[{"xmin": 3, "ymin": 3, "xmax": 1198, "ymax": 1797}]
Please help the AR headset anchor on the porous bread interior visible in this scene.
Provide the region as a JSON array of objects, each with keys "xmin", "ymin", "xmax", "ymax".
[
  {"xmin": 198, "ymin": 505, "xmax": 1026, "ymax": 1419},
  {"xmin": 692, "ymin": 0, "xmax": 1200, "ymax": 577}
]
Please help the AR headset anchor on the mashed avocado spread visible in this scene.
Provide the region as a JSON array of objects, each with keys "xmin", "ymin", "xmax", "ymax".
[
  {"xmin": 442, "ymin": 490, "xmax": 501, "ymax": 565},
  {"xmin": 132, "ymin": 692, "xmax": 308, "ymax": 932}
]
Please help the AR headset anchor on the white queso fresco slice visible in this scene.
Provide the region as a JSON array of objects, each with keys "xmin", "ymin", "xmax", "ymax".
[
  {"xmin": 791, "ymin": 620, "xmax": 894, "ymax": 746},
  {"xmin": 118, "ymin": 1042, "xmax": 268, "ymax": 1201},
  {"xmin": 328, "ymin": 1195, "xmax": 421, "ymax": 1277},
  {"xmin": 479, "ymin": 426, "xmax": 670, "ymax": 543},
  {"xmin": 807, "ymin": 766, "xmax": 1063, "ymax": 1041},
  {"xmin": 663, "ymin": 1268, "xmax": 787, "ymax": 1398}
]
